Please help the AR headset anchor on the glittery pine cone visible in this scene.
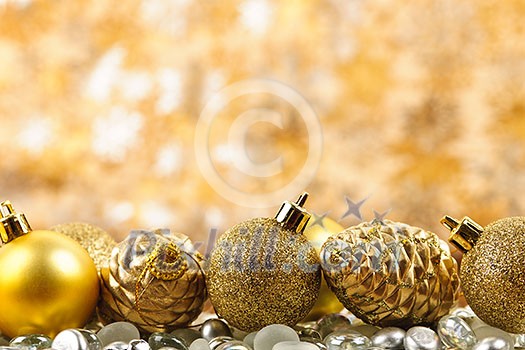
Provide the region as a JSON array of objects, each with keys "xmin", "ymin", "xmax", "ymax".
[
  {"xmin": 321, "ymin": 219, "xmax": 460, "ymax": 328},
  {"xmin": 99, "ymin": 229, "xmax": 207, "ymax": 334}
]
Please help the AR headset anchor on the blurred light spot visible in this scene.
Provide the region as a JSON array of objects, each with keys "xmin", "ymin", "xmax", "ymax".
[
  {"xmin": 107, "ymin": 201, "xmax": 135, "ymax": 223},
  {"xmin": 154, "ymin": 144, "xmax": 183, "ymax": 176},
  {"xmin": 205, "ymin": 207, "xmax": 224, "ymax": 228},
  {"xmin": 17, "ymin": 118, "xmax": 53, "ymax": 155},
  {"xmin": 92, "ymin": 107, "xmax": 143, "ymax": 162},
  {"xmin": 0, "ymin": 0, "xmax": 32, "ymax": 9},
  {"xmin": 201, "ymin": 70, "xmax": 226, "ymax": 102},
  {"xmin": 85, "ymin": 47, "xmax": 125, "ymax": 102},
  {"xmin": 119, "ymin": 71, "xmax": 153, "ymax": 101},
  {"xmin": 155, "ymin": 68, "xmax": 182, "ymax": 115},
  {"xmin": 140, "ymin": 0, "xmax": 190, "ymax": 35},
  {"xmin": 238, "ymin": 0, "xmax": 273, "ymax": 35},
  {"xmin": 140, "ymin": 201, "xmax": 173, "ymax": 228},
  {"xmin": 213, "ymin": 144, "xmax": 233, "ymax": 164}
]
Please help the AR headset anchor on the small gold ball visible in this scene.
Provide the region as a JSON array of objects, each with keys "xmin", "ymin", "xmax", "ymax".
[
  {"xmin": 302, "ymin": 216, "xmax": 344, "ymax": 321},
  {"xmin": 461, "ymin": 217, "xmax": 525, "ymax": 333},
  {"xmin": 50, "ymin": 222, "xmax": 116, "ymax": 270},
  {"xmin": 207, "ymin": 217, "xmax": 321, "ymax": 332},
  {"xmin": 0, "ymin": 230, "xmax": 100, "ymax": 338}
]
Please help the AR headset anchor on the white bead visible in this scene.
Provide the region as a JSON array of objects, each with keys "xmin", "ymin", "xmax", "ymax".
[
  {"xmin": 474, "ymin": 326, "xmax": 514, "ymax": 350},
  {"xmin": 52, "ymin": 329, "xmax": 102, "ymax": 350},
  {"xmin": 371, "ymin": 327, "xmax": 405, "ymax": 349},
  {"xmin": 243, "ymin": 333, "xmax": 257, "ymax": 348},
  {"xmin": 189, "ymin": 339, "xmax": 211, "ymax": 350},
  {"xmin": 271, "ymin": 341, "xmax": 318, "ymax": 350},
  {"xmin": 97, "ymin": 322, "xmax": 141, "ymax": 347},
  {"xmin": 473, "ymin": 337, "xmax": 511, "ymax": 350},
  {"xmin": 404, "ymin": 327, "xmax": 440, "ymax": 350},
  {"xmin": 253, "ymin": 325, "xmax": 299, "ymax": 350}
]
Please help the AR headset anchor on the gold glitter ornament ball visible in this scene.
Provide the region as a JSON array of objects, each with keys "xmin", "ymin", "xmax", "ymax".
[
  {"xmin": 206, "ymin": 193, "xmax": 321, "ymax": 332},
  {"xmin": 50, "ymin": 222, "xmax": 116, "ymax": 271},
  {"xmin": 0, "ymin": 201, "xmax": 99, "ymax": 338},
  {"xmin": 302, "ymin": 215, "xmax": 344, "ymax": 321},
  {"xmin": 441, "ymin": 216, "xmax": 525, "ymax": 333},
  {"xmin": 99, "ymin": 228, "xmax": 207, "ymax": 334},
  {"xmin": 321, "ymin": 219, "xmax": 460, "ymax": 328}
]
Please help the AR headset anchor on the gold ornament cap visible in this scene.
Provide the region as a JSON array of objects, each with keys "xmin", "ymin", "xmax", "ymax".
[
  {"xmin": 275, "ymin": 192, "xmax": 311, "ymax": 234},
  {"xmin": 441, "ymin": 215, "xmax": 484, "ymax": 253},
  {"xmin": 0, "ymin": 200, "xmax": 32, "ymax": 244}
]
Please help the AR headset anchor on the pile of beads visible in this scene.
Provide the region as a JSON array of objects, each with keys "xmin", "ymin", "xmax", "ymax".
[{"xmin": 0, "ymin": 307, "xmax": 522, "ymax": 350}]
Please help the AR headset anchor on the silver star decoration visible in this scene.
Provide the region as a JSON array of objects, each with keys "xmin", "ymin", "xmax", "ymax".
[
  {"xmin": 341, "ymin": 196, "xmax": 369, "ymax": 221},
  {"xmin": 373, "ymin": 208, "xmax": 391, "ymax": 222},
  {"xmin": 310, "ymin": 212, "xmax": 329, "ymax": 228}
]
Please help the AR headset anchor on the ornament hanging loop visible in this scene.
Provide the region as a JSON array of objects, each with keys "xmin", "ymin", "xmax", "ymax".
[
  {"xmin": 275, "ymin": 192, "xmax": 312, "ymax": 234},
  {"xmin": 0, "ymin": 200, "xmax": 32, "ymax": 244},
  {"xmin": 440, "ymin": 215, "xmax": 484, "ymax": 253}
]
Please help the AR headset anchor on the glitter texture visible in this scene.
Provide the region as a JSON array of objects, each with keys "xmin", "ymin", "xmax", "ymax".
[
  {"xmin": 50, "ymin": 222, "xmax": 116, "ymax": 271},
  {"xmin": 321, "ymin": 219, "xmax": 460, "ymax": 328},
  {"xmin": 460, "ymin": 217, "xmax": 525, "ymax": 333},
  {"xmin": 206, "ymin": 217, "xmax": 321, "ymax": 332}
]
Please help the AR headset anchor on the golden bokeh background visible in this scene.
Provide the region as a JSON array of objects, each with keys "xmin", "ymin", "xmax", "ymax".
[{"xmin": 1, "ymin": 0, "xmax": 524, "ymax": 250}]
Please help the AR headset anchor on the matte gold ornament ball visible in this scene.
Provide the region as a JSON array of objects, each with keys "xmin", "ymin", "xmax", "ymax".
[
  {"xmin": 302, "ymin": 215, "xmax": 344, "ymax": 321},
  {"xmin": 441, "ymin": 215, "xmax": 525, "ymax": 333},
  {"xmin": 50, "ymin": 222, "xmax": 116, "ymax": 271},
  {"xmin": 321, "ymin": 219, "xmax": 460, "ymax": 328},
  {"xmin": 0, "ymin": 201, "xmax": 99, "ymax": 338},
  {"xmin": 206, "ymin": 193, "xmax": 322, "ymax": 332},
  {"xmin": 99, "ymin": 228, "xmax": 207, "ymax": 334}
]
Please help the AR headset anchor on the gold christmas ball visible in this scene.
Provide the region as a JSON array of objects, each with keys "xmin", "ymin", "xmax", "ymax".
[
  {"xmin": 321, "ymin": 219, "xmax": 460, "ymax": 328},
  {"xmin": 302, "ymin": 215, "xmax": 344, "ymax": 321},
  {"xmin": 99, "ymin": 229, "xmax": 207, "ymax": 334},
  {"xmin": 50, "ymin": 222, "xmax": 116, "ymax": 271},
  {"xmin": 442, "ymin": 216, "xmax": 525, "ymax": 333},
  {"xmin": 0, "ymin": 230, "xmax": 100, "ymax": 338},
  {"xmin": 207, "ymin": 212, "xmax": 322, "ymax": 332}
]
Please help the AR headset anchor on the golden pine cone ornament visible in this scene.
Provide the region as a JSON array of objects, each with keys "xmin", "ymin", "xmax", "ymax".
[
  {"xmin": 99, "ymin": 229, "xmax": 207, "ymax": 333},
  {"xmin": 320, "ymin": 219, "xmax": 460, "ymax": 328}
]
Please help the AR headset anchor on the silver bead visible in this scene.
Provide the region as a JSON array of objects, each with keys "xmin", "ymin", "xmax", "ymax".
[
  {"xmin": 370, "ymin": 327, "xmax": 405, "ymax": 349},
  {"xmin": 437, "ymin": 315, "xmax": 477, "ymax": 349},
  {"xmin": 513, "ymin": 334, "xmax": 525, "ymax": 348},
  {"xmin": 473, "ymin": 337, "xmax": 511, "ymax": 350},
  {"xmin": 170, "ymin": 330, "xmax": 202, "ymax": 347},
  {"xmin": 10, "ymin": 334, "xmax": 52, "ymax": 350},
  {"xmin": 317, "ymin": 314, "xmax": 351, "ymax": 339},
  {"xmin": 324, "ymin": 331, "xmax": 371, "ymax": 350},
  {"xmin": 404, "ymin": 327, "xmax": 440, "ymax": 350},
  {"xmin": 148, "ymin": 333, "xmax": 187, "ymax": 350},
  {"xmin": 103, "ymin": 341, "xmax": 129, "ymax": 350},
  {"xmin": 52, "ymin": 329, "xmax": 102, "ymax": 350},
  {"xmin": 201, "ymin": 320, "xmax": 233, "ymax": 341},
  {"xmin": 209, "ymin": 337, "xmax": 235, "ymax": 350},
  {"xmin": 298, "ymin": 329, "xmax": 322, "ymax": 340},
  {"xmin": 128, "ymin": 340, "xmax": 151, "ymax": 350},
  {"xmin": 97, "ymin": 322, "xmax": 140, "ymax": 347}
]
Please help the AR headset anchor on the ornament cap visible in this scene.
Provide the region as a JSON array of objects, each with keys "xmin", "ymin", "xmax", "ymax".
[
  {"xmin": 275, "ymin": 192, "xmax": 312, "ymax": 234},
  {"xmin": 0, "ymin": 200, "xmax": 32, "ymax": 244},
  {"xmin": 440, "ymin": 215, "xmax": 484, "ymax": 253}
]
